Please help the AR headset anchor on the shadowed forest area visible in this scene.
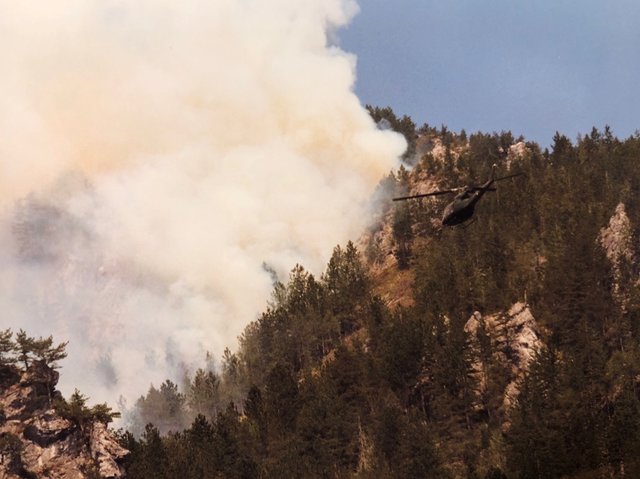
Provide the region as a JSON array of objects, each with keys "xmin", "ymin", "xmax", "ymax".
[{"xmin": 116, "ymin": 111, "xmax": 640, "ymax": 478}]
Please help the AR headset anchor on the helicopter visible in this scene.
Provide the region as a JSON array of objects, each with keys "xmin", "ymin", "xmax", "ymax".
[{"xmin": 392, "ymin": 164, "xmax": 525, "ymax": 226}]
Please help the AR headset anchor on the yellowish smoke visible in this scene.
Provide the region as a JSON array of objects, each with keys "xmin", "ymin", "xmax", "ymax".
[{"xmin": 0, "ymin": 0, "xmax": 405, "ymax": 404}]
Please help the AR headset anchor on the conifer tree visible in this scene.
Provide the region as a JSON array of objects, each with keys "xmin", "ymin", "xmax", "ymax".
[
  {"xmin": 55, "ymin": 389, "xmax": 121, "ymax": 430},
  {"xmin": 33, "ymin": 335, "xmax": 68, "ymax": 369},
  {"xmin": 13, "ymin": 329, "xmax": 67, "ymax": 370},
  {"xmin": 0, "ymin": 329, "xmax": 16, "ymax": 367},
  {"xmin": 263, "ymin": 364, "xmax": 298, "ymax": 434},
  {"xmin": 187, "ymin": 368, "xmax": 220, "ymax": 419},
  {"xmin": 243, "ymin": 385, "xmax": 267, "ymax": 452},
  {"xmin": 14, "ymin": 330, "xmax": 34, "ymax": 369}
]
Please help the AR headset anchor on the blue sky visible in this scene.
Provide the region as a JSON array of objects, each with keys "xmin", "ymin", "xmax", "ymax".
[{"xmin": 339, "ymin": 0, "xmax": 640, "ymax": 146}]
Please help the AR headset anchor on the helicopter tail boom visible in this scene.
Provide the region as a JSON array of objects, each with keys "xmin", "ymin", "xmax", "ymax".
[{"xmin": 392, "ymin": 188, "xmax": 460, "ymax": 201}]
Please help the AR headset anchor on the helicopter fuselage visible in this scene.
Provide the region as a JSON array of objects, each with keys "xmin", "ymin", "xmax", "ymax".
[{"xmin": 441, "ymin": 178, "xmax": 494, "ymax": 226}]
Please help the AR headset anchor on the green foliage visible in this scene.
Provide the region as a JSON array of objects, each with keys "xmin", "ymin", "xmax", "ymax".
[
  {"xmin": 122, "ymin": 424, "xmax": 170, "ymax": 479},
  {"xmin": 123, "ymin": 411, "xmax": 259, "ymax": 479},
  {"xmin": 187, "ymin": 368, "xmax": 220, "ymax": 419},
  {"xmin": 1, "ymin": 329, "xmax": 67, "ymax": 390},
  {"xmin": 295, "ymin": 376, "xmax": 358, "ymax": 474},
  {"xmin": 263, "ymin": 363, "xmax": 299, "ymax": 434},
  {"xmin": 129, "ymin": 380, "xmax": 188, "ymax": 436},
  {"xmin": 55, "ymin": 389, "xmax": 121, "ymax": 430},
  {"xmin": 392, "ymin": 201, "xmax": 412, "ymax": 268},
  {"xmin": 56, "ymin": 389, "xmax": 91, "ymax": 427},
  {"xmin": 371, "ymin": 308, "xmax": 424, "ymax": 393},
  {"xmin": 90, "ymin": 402, "xmax": 122, "ymax": 425},
  {"xmin": 323, "ymin": 241, "xmax": 370, "ymax": 333},
  {"xmin": 240, "ymin": 242, "xmax": 369, "ymax": 387},
  {"xmin": 14, "ymin": 329, "xmax": 33, "ymax": 369},
  {"xmin": 0, "ymin": 329, "xmax": 16, "ymax": 367},
  {"xmin": 0, "ymin": 329, "xmax": 19, "ymax": 387},
  {"xmin": 14, "ymin": 329, "xmax": 67, "ymax": 370}
]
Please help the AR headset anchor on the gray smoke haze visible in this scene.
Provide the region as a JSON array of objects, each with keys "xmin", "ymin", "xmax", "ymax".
[{"xmin": 0, "ymin": 1, "xmax": 405, "ymax": 407}]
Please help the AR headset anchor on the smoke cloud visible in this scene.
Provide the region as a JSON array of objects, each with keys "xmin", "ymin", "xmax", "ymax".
[{"xmin": 0, "ymin": 0, "xmax": 405, "ymax": 406}]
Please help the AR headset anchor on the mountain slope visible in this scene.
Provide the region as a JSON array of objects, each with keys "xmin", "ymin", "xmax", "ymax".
[{"xmin": 122, "ymin": 121, "xmax": 640, "ymax": 479}]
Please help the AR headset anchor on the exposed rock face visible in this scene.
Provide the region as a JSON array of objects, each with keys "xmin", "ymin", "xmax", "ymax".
[
  {"xmin": 598, "ymin": 202, "xmax": 637, "ymax": 302},
  {"xmin": 505, "ymin": 141, "xmax": 529, "ymax": 170},
  {"xmin": 507, "ymin": 141, "xmax": 528, "ymax": 159},
  {"xmin": 465, "ymin": 302, "xmax": 543, "ymax": 413},
  {"xmin": 0, "ymin": 362, "xmax": 127, "ymax": 478},
  {"xmin": 599, "ymin": 203, "xmax": 634, "ymax": 265}
]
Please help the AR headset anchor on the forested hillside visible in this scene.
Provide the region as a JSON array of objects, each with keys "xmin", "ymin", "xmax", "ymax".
[{"xmin": 120, "ymin": 111, "xmax": 640, "ymax": 479}]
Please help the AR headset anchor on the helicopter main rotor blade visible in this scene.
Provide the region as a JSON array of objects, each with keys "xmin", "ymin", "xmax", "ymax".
[{"xmin": 392, "ymin": 189, "xmax": 459, "ymax": 201}]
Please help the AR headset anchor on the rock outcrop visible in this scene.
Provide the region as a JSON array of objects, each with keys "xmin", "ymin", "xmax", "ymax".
[
  {"xmin": 0, "ymin": 361, "xmax": 127, "ymax": 478},
  {"xmin": 599, "ymin": 203, "xmax": 634, "ymax": 268},
  {"xmin": 465, "ymin": 302, "xmax": 543, "ymax": 414},
  {"xmin": 598, "ymin": 202, "xmax": 637, "ymax": 305}
]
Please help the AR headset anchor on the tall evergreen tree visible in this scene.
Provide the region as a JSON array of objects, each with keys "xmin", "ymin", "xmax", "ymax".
[{"xmin": 0, "ymin": 329, "xmax": 16, "ymax": 368}]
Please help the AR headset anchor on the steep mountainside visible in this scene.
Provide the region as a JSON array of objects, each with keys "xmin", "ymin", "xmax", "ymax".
[{"xmin": 121, "ymin": 119, "xmax": 640, "ymax": 479}]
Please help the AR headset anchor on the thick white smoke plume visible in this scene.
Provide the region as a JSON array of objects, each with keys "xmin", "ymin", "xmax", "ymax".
[{"xmin": 0, "ymin": 1, "xmax": 404, "ymax": 406}]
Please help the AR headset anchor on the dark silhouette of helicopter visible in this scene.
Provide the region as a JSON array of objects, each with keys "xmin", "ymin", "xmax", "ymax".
[{"xmin": 392, "ymin": 164, "xmax": 525, "ymax": 226}]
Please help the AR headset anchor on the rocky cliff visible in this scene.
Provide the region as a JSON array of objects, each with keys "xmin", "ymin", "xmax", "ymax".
[
  {"xmin": 465, "ymin": 302, "xmax": 543, "ymax": 414},
  {"xmin": 0, "ymin": 361, "xmax": 127, "ymax": 479}
]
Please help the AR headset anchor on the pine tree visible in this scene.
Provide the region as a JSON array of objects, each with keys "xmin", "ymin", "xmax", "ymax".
[
  {"xmin": 0, "ymin": 329, "xmax": 18, "ymax": 386},
  {"xmin": 392, "ymin": 201, "xmax": 412, "ymax": 269},
  {"xmin": 33, "ymin": 335, "xmax": 68, "ymax": 369},
  {"xmin": 14, "ymin": 330, "xmax": 34, "ymax": 369},
  {"xmin": 507, "ymin": 345, "xmax": 569, "ymax": 478},
  {"xmin": 131, "ymin": 380, "xmax": 188, "ymax": 436},
  {"xmin": 132, "ymin": 425, "xmax": 170, "ymax": 479},
  {"xmin": 55, "ymin": 389, "xmax": 121, "ymax": 431},
  {"xmin": 243, "ymin": 385, "xmax": 267, "ymax": 454},
  {"xmin": 0, "ymin": 329, "xmax": 15, "ymax": 367},
  {"xmin": 296, "ymin": 375, "xmax": 358, "ymax": 475},
  {"xmin": 187, "ymin": 368, "xmax": 220, "ymax": 419},
  {"xmin": 13, "ymin": 329, "xmax": 67, "ymax": 370},
  {"xmin": 263, "ymin": 364, "xmax": 298, "ymax": 434},
  {"xmin": 0, "ymin": 329, "xmax": 18, "ymax": 388}
]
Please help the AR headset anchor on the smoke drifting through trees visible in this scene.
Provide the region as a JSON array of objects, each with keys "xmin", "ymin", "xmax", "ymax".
[{"xmin": 0, "ymin": 1, "xmax": 404, "ymax": 407}]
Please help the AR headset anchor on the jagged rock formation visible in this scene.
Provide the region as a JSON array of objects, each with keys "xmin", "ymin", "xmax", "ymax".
[
  {"xmin": 598, "ymin": 202, "xmax": 637, "ymax": 303},
  {"xmin": 0, "ymin": 361, "xmax": 127, "ymax": 479},
  {"xmin": 599, "ymin": 203, "xmax": 633, "ymax": 263},
  {"xmin": 505, "ymin": 141, "xmax": 529, "ymax": 170},
  {"xmin": 465, "ymin": 302, "xmax": 543, "ymax": 414}
]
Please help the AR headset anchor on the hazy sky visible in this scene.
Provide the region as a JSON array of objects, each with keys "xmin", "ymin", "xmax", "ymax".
[{"xmin": 340, "ymin": 0, "xmax": 640, "ymax": 146}]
